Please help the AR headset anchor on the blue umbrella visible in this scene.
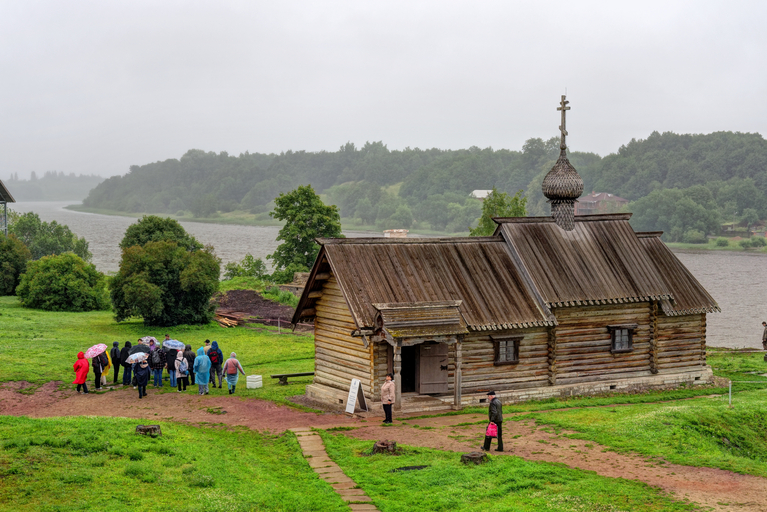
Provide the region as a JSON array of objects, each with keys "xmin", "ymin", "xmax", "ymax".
[{"xmin": 163, "ymin": 339, "xmax": 185, "ymax": 350}]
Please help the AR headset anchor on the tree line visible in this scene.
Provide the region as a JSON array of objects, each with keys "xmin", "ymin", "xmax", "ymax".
[{"xmin": 77, "ymin": 131, "xmax": 767, "ymax": 239}]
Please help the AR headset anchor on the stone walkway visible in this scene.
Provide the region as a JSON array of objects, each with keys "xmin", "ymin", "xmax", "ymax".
[{"xmin": 291, "ymin": 428, "xmax": 380, "ymax": 512}]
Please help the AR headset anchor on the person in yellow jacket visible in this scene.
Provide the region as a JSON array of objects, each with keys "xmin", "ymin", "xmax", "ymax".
[{"xmin": 102, "ymin": 351, "xmax": 112, "ymax": 387}]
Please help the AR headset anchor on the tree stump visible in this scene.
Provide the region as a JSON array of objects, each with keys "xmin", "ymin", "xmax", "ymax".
[
  {"xmin": 372, "ymin": 440, "xmax": 397, "ymax": 454},
  {"xmin": 461, "ymin": 452, "xmax": 488, "ymax": 465},
  {"xmin": 135, "ymin": 425, "xmax": 162, "ymax": 437}
]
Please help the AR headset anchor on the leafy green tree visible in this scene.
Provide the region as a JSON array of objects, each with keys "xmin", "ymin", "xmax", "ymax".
[
  {"xmin": 388, "ymin": 205, "xmax": 414, "ymax": 229},
  {"xmin": 120, "ymin": 216, "xmax": 203, "ymax": 251},
  {"xmin": 110, "ymin": 241, "xmax": 220, "ymax": 326},
  {"xmin": 268, "ymin": 185, "xmax": 343, "ymax": 273},
  {"xmin": 354, "ymin": 198, "xmax": 376, "ymax": 225},
  {"xmin": 470, "ymin": 188, "xmax": 527, "ymax": 236},
  {"xmin": 741, "ymin": 208, "xmax": 759, "ymax": 231},
  {"xmin": 16, "ymin": 253, "xmax": 109, "ymax": 311},
  {"xmin": 10, "ymin": 212, "xmax": 91, "ymax": 261},
  {"xmin": 0, "ymin": 234, "xmax": 32, "ymax": 295},
  {"xmin": 223, "ymin": 253, "xmax": 268, "ymax": 280}
]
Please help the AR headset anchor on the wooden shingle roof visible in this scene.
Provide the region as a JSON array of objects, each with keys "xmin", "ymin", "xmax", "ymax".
[
  {"xmin": 636, "ymin": 232, "xmax": 720, "ymax": 316},
  {"xmin": 495, "ymin": 214, "xmax": 673, "ymax": 307},
  {"xmin": 0, "ymin": 180, "xmax": 15, "ymax": 203},
  {"xmin": 293, "ymin": 237, "xmax": 556, "ymax": 330}
]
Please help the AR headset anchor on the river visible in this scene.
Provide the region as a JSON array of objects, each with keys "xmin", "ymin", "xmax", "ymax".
[{"xmin": 11, "ymin": 201, "xmax": 767, "ymax": 349}]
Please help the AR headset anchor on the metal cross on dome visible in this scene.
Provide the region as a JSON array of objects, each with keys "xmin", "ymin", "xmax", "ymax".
[{"xmin": 557, "ymin": 95, "xmax": 570, "ymax": 149}]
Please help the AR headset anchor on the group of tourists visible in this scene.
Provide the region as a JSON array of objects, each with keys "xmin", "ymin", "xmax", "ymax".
[{"xmin": 73, "ymin": 336, "xmax": 246, "ymax": 399}]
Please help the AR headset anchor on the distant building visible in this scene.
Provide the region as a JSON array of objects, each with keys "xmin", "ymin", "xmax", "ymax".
[
  {"xmin": 383, "ymin": 229, "xmax": 408, "ymax": 238},
  {"xmin": 575, "ymin": 192, "xmax": 629, "ymax": 216},
  {"xmin": 470, "ymin": 190, "xmax": 493, "ymax": 200}
]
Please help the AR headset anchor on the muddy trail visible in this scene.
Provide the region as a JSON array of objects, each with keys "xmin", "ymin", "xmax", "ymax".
[{"xmin": 2, "ymin": 382, "xmax": 765, "ymax": 511}]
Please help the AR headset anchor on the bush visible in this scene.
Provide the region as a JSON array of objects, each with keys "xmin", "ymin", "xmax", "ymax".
[
  {"xmin": 0, "ymin": 234, "xmax": 32, "ymax": 295},
  {"xmin": 110, "ymin": 241, "xmax": 220, "ymax": 326},
  {"xmin": 715, "ymin": 237, "xmax": 730, "ymax": 247},
  {"xmin": 10, "ymin": 212, "xmax": 91, "ymax": 261},
  {"xmin": 223, "ymin": 253, "xmax": 268, "ymax": 280},
  {"xmin": 270, "ymin": 263, "xmax": 308, "ymax": 285},
  {"xmin": 262, "ymin": 286, "xmax": 299, "ymax": 308},
  {"xmin": 682, "ymin": 229, "xmax": 707, "ymax": 244},
  {"xmin": 750, "ymin": 236, "xmax": 767, "ymax": 248},
  {"xmin": 16, "ymin": 253, "xmax": 109, "ymax": 311},
  {"xmin": 739, "ymin": 239, "xmax": 753, "ymax": 249}
]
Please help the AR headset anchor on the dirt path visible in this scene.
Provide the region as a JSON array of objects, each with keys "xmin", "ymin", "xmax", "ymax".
[
  {"xmin": 0, "ymin": 381, "xmax": 355, "ymax": 431},
  {"xmin": 348, "ymin": 414, "xmax": 767, "ymax": 512},
  {"xmin": 2, "ymin": 382, "xmax": 766, "ymax": 511}
]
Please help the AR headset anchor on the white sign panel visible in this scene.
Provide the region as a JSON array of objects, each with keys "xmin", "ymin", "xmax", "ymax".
[{"xmin": 345, "ymin": 378, "xmax": 368, "ymax": 414}]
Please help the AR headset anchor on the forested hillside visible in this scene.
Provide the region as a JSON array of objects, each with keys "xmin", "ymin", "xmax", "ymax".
[
  {"xmin": 80, "ymin": 131, "xmax": 767, "ymax": 238},
  {"xmin": 5, "ymin": 171, "xmax": 103, "ymax": 201}
]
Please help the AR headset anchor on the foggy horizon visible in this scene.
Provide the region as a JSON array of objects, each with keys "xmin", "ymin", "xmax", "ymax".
[{"xmin": 2, "ymin": 0, "xmax": 766, "ymax": 179}]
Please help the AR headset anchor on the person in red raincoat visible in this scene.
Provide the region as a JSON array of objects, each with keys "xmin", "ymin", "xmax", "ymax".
[{"xmin": 73, "ymin": 352, "xmax": 90, "ymax": 394}]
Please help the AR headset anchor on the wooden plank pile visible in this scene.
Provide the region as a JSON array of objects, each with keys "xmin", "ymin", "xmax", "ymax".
[{"xmin": 215, "ymin": 311, "xmax": 247, "ymax": 328}]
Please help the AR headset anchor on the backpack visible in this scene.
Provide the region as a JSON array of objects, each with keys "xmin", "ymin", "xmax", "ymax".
[
  {"xmin": 209, "ymin": 350, "xmax": 221, "ymax": 365},
  {"xmin": 178, "ymin": 358, "xmax": 189, "ymax": 376},
  {"xmin": 151, "ymin": 350, "xmax": 162, "ymax": 366}
]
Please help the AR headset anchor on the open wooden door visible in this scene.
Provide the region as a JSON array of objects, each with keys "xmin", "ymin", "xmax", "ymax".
[{"xmin": 418, "ymin": 342, "xmax": 449, "ymax": 394}]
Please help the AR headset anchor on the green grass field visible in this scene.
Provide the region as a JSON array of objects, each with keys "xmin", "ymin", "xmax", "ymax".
[
  {"xmin": 0, "ymin": 416, "xmax": 346, "ymax": 512},
  {"xmin": 0, "ymin": 296, "xmax": 315, "ymax": 408},
  {"xmin": 521, "ymin": 389, "xmax": 767, "ymax": 478},
  {"xmin": 320, "ymin": 432, "xmax": 697, "ymax": 512}
]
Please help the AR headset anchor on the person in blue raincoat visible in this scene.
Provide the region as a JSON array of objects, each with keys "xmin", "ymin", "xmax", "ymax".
[{"xmin": 193, "ymin": 347, "xmax": 211, "ymax": 395}]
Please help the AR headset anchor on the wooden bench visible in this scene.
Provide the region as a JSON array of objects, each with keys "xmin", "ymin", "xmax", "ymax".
[{"xmin": 270, "ymin": 372, "xmax": 315, "ymax": 385}]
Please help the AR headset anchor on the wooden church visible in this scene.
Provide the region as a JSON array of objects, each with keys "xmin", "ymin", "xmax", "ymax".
[{"xmin": 292, "ymin": 97, "xmax": 719, "ymax": 412}]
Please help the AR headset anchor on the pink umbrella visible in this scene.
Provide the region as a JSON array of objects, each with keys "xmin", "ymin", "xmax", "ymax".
[{"xmin": 84, "ymin": 343, "xmax": 108, "ymax": 359}]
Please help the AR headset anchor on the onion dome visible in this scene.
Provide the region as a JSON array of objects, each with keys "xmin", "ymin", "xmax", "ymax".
[{"xmin": 542, "ymin": 95, "xmax": 583, "ymax": 231}]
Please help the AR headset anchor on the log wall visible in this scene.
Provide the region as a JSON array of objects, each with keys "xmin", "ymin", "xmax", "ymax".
[
  {"xmin": 553, "ymin": 303, "xmax": 653, "ymax": 385},
  {"xmin": 313, "ymin": 275, "xmax": 373, "ymax": 396},
  {"xmin": 370, "ymin": 328, "xmax": 550, "ymax": 395},
  {"xmin": 655, "ymin": 312, "xmax": 706, "ymax": 373}
]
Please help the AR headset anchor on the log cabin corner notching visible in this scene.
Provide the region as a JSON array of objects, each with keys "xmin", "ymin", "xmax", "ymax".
[{"xmin": 292, "ymin": 214, "xmax": 720, "ymax": 412}]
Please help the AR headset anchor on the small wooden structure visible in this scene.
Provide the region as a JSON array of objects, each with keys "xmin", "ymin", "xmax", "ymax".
[
  {"xmin": 0, "ymin": 179, "xmax": 15, "ymax": 237},
  {"xmin": 293, "ymin": 96, "xmax": 719, "ymax": 412}
]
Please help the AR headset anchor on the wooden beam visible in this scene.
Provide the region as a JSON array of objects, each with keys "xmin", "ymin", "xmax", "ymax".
[
  {"xmin": 393, "ymin": 342, "xmax": 402, "ymax": 411},
  {"xmin": 298, "ymin": 308, "xmax": 316, "ymax": 318},
  {"xmin": 547, "ymin": 327, "xmax": 557, "ymax": 386},
  {"xmin": 314, "ymin": 272, "xmax": 331, "ymax": 280},
  {"xmin": 453, "ymin": 337, "xmax": 463, "ymax": 410},
  {"xmin": 307, "ymin": 291, "xmax": 323, "ymax": 298}
]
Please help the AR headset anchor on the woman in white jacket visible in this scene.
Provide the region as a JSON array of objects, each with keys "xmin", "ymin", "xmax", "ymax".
[{"xmin": 381, "ymin": 373, "xmax": 395, "ymax": 424}]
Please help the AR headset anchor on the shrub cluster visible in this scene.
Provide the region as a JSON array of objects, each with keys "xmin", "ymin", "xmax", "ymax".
[
  {"xmin": 16, "ymin": 253, "xmax": 109, "ymax": 312},
  {"xmin": 0, "ymin": 234, "xmax": 31, "ymax": 296}
]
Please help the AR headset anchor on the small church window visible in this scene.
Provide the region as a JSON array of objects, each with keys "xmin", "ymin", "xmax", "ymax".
[
  {"xmin": 608, "ymin": 325, "xmax": 637, "ymax": 354},
  {"xmin": 491, "ymin": 336, "xmax": 521, "ymax": 365}
]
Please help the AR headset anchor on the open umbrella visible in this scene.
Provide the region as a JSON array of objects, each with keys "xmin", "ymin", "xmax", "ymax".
[
  {"xmin": 126, "ymin": 352, "xmax": 148, "ymax": 364},
  {"xmin": 84, "ymin": 343, "xmax": 107, "ymax": 359},
  {"xmin": 163, "ymin": 339, "xmax": 185, "ymax": 350},
  {"xmin": 140, "ymin": 336, "xmax": 157, "ymax": 345},
  {"xmin": 129, "ymin": 344, "xmax": 150, "ymax": 355}
]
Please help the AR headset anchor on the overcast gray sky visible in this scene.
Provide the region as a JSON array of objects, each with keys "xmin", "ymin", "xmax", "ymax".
[{"xmin": 2, "ymin": 1, "xmax": 765, "ymax": 178}]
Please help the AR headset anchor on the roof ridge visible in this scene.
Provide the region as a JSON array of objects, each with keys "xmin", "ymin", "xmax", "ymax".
[{"xmin": 316, "ymin": 236, "xmax": 504, "ymax": 244}]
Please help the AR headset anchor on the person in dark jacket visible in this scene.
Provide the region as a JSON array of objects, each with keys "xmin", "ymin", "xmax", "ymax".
[
  {"xmin": 92, "ymin": 351, "xmax": 108, "ymax": 391},
  {"xmin": 208, "ymin": 341, "xmax": 224, "ymax": 388},
  {"xmin": 149, "ymin": 345, "xmax": 167, "ymax": 387},
  {"xmin": 482, "ymin": 391, "xmax": 503, "ymax": 452},
  {"xmin": 135, "ymin": 359, "xmax": 151, "ymax": 399},
  {"xmin": 166, "ymin": 348, "xmax": 178, "ymax": 388},
  {"xmin": 110, "ymin": 342, "xmax": 121, "ymax": 384},
  {"xmin": 183, "ymin": 345, "xmax": 197, "ymax": 385},
  {"xmin": 120, "ymin": 341, "xmax": 133, "ymax": 385}
]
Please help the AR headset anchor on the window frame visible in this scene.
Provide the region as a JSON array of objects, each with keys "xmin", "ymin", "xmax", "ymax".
[
  {"xmin": 608, "ymin": 324, "xmax": 637, "ymax": 354},
  {"xmin": 491, "ymin": 335, "xmax": 522, "ymax": 366}
]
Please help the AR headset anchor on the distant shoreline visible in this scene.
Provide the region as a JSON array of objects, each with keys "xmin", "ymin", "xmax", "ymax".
[{"xmin": 64, "ymin": 203, "xmax": 285, "ymax": 227}]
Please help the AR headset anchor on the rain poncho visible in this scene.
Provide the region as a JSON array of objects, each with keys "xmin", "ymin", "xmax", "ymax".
[
  {"xmin": 193, "ymin": 347, "xmax": 211, "ymax": 385},
  {"xmin": 223, "ymin": 353, "xmax": 245, "ymax": 391},
  {"xmin": 73, "ymin": 352, "xmax": 89, "ymax": 384}
]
